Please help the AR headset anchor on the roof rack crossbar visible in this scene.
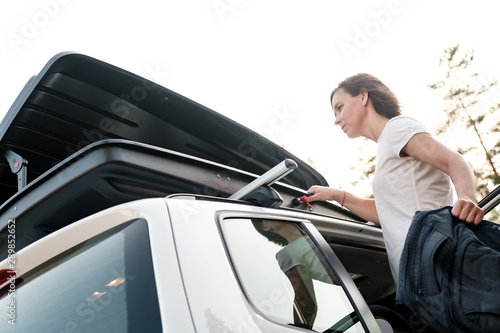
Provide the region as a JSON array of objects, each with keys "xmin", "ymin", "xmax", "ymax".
[{"xmin": 229, "ymin": 159, "xmax": 298, "ymax": 201}]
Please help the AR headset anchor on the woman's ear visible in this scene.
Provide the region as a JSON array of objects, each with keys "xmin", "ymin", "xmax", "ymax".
[{"xmin": 360, "ymin": 88, "xmax": 368, "ymax": 105}]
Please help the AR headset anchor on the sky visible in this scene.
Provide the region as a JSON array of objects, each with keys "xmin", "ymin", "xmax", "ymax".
[{"xmin": 1, "ymin": 0, "xmax": 499, "ymax": 195}]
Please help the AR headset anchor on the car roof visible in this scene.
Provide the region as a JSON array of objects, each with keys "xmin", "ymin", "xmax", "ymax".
[{"xmin": 0, "ymin": 52, "xmax": 328, "ymax": 205}]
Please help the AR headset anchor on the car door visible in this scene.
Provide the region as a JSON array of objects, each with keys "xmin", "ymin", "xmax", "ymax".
[{"xmin": 166, "ymin": 197, "xmax": 383, "ymax": 332}]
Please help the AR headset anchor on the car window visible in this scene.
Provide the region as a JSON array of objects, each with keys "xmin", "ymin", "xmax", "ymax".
[
  {"xmin": 220, "ymin": 217, "xmax": 365, "ymax": 332},
  {"xmin": 0, "ymin": 219, "xmax": 162, "ymax": 332}
]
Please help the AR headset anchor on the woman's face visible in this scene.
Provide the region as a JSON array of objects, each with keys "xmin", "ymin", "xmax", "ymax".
[
  {"xmin": 261, "ymin": 220, "xmax": 287, "ymax": 233},
  {"xmin": 332, "ymin": 89, "xmax": 367, "ymax": 139}
]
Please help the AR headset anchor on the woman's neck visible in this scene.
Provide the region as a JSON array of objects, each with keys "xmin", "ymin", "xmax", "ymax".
[
  {"xmin": 364, "ymin": 108, "xmax": 390, "ymax": 142},
  {"xmin": 282, "ymin": 226, "xmax": 303, "ymax": 243}
]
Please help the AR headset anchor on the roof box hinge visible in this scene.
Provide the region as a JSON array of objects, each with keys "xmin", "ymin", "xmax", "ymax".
[
  {"xmin": 1, "ymin": 147, "xmax": 28, "ymax": 192},
  {"xmin": 229, "ymin": 159, "xmax": 298, "ymax": 208}
]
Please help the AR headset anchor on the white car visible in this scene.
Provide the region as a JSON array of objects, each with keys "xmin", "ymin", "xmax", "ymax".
[{"xmin": 0, "ymin": 53, "xmax": 497, "ymax": 333}]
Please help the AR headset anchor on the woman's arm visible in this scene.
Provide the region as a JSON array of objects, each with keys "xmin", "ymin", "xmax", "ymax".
[
  {"xmin": 285, "ymin": 265, "xmax": 318, "ymax": 329},
  {"xmin": 307, "ymin": 186, "xmax": 380, "ymax": 224},
  {"xmin": 402, "ymin": 132, "xmax": 484, "ymax": 225}
]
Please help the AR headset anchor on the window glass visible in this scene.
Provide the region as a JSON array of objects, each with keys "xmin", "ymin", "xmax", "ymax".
[
  {"xmin": 0, "ymin": 219, "xmax": 162, "ymax": 332},
  {"xmin": 221, "ymin": 218, "xmax": 364, "ymax": 332}
]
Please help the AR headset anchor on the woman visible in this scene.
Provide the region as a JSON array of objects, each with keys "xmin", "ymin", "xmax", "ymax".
[{"xmin": 307, "ymin": 73, "xmax": 484, "ymax": 283}]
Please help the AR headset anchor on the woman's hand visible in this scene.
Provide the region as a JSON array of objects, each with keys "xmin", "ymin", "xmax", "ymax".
[
  {"xmin": 306, "ymin": 185, "xmax": 338, "ymax": 202},
  {"xmin": 307, "ymin": 186, "xmax": 380, "ymax": 224},
  {"xmin": 452, "ymin": 197, "xmax": 484, "ymax": 225}
]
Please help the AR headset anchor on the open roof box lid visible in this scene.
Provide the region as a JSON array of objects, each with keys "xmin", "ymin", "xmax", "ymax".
[{"xmin": 0, "ymin": 52, "xmax": 328, "ymax": 205}]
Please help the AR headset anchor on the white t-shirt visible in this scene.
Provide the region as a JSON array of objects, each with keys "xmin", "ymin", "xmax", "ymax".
[
  {"xmin": 276, "ymin": 236, "xmax": 332, "ymax": 284},
  {"xmin": 373, "ymin": 116, "xmax": 454, "ymax": 283}
]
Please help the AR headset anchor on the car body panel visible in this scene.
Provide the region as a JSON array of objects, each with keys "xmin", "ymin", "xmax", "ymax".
[{"xmin": 0, "ymin": 196, "xmax": 384, "ymax": 332}]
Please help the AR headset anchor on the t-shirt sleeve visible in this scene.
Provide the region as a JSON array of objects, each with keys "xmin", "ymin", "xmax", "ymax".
[
  {"xmin": 276, "ymin": 247, "xmax": 297, "ymax": 273},
  {"xmin": 385, "ymin": 117, "xmax": 427, "ymax": 158},
  {"xmin": 276, "ymin": 238, "xmax": 308, "ymax": 272}
]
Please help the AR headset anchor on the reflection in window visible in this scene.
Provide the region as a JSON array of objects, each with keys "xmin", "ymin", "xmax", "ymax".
[
  {"xmin": 221, "ymin": 218, "xmax": 364, "ymax": 332},
  {"xmin": 0, "ymin": 219, "xmax": 162, "ymax": 332}
]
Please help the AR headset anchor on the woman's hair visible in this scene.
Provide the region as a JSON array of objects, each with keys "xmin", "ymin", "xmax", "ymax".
[
  {"xmin": 331, "ymin": 73, "xmax": 401, "ymax": 119},
  {"xmin": 252, "ymin": 219, "xmax": 288, "ymax": 247}
]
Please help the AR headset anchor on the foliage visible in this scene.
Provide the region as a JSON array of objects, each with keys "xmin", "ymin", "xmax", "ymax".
[{"xmin": 429, "ymin": 44, "xmax": 500, "ymax": 198}]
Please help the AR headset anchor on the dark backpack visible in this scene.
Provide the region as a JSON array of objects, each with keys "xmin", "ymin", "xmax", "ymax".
[{"xmin": 396, "ymin": 206, "xmax": 500, "ymax": 333}]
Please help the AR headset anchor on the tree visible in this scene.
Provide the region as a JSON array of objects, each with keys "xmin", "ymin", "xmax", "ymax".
[{"xmin": 429, "ymin": 44, "xmax": 500, "ymax": 198}]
